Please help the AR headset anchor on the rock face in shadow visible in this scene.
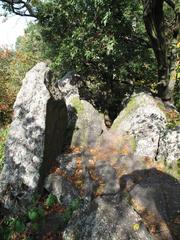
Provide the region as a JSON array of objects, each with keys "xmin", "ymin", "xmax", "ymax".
[
  {"xmin": 0, "ymin": 62, "xmax": 67, "ymax": 212},
  {"xmin": 63, "ymin": 195, "xmax": 153, "ymax": 240},
  {"xmin": 120, "ymin": 169, "xmax": 180, "ymax": 240},
  {"xmin": 58, "ymin": 72, "xmax": 106, "ymax": 148}
]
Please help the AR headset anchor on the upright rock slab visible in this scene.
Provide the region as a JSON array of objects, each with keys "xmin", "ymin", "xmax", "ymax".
[
  {"xmin": 0, "ymin": 62, "xmax": 67, "ymax": 211},
  {"xmin": 58, "ymin": 73, "xmax": 106, "ymax": 147}
]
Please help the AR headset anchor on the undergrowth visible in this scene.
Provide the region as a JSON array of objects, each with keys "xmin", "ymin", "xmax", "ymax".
[
  {"xmin": 0, "ymin": 126, "xmax": 9, "ymax": 172},
  {"xmin": 0, "ymin": 193, "xmax": 81, "ymax": 240}
]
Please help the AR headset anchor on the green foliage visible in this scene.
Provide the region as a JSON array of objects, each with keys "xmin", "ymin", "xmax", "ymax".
[
  {"xmin": 4, "ymin": 0, "xmax": 179, "ymax": 118},
  {"xmin": 0, "ymin": 195, "xmax": 81, "ymax": 239},
  {"xmin": 45, "ymin": 193, "xmax": 57, "ymax": 207},
  {"xmin": 13, "ymin": 219, "xmax": 26, "ymax": 233},
  {"xmin": 0, "ymin": 196, "xmax": 46, "ymax": 239},
  {"xmin": 0, "ymin": 217, "xmax": 26, "ymax": 239},
  {"xmin": 174, "ymin": 75, "xmax": 180, "ymax": 112},
  {"xmin": 0, "ymin": 48, "xmax": 16, "ymax": 125},
  {"xmin": 34, "ymin": 0, "xmax": 157, "ymax": 117},
  {"xmin": 28, "ymin": 207, "xmax": 44, "ymax": 222},
  {"xmin": 0, "ymin": 23, "xmax": 45, "ymax": 126},
  {"xmin": 0, "ymin": 126, "xmax": 9, "ymax": 171},
  {"xmin": 62, "ymin": 198, "xmax": 81, "ymax": 223},
  {"xmin": 13, "ymin": 22, "xmax": 47, "ymax": 84}
]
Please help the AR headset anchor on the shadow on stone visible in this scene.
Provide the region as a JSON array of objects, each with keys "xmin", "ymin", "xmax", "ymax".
[
  {"xmin": 120, "ymin": 168, "xmax": 180, "ymax": 240},
  {"xmin": 37, "ymin": 97, "xmax": 68, "ymax": 192},
  {"xmin": 63, "ymin": 106, "xmax": 78, "ymax": 150}
]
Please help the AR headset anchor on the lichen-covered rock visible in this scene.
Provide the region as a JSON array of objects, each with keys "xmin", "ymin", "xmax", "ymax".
[
  {"xmin": 44, "ymin": 173, "xmax": 79, "ymax": 206},
  {"xmin": 58, "ymin": 73, "xmax": 106, "ymax": 147},
  {"xmin": 111, "ymin": 93, "xmax": 167, "ymax": 159},
  {"xmin": 63, "ymin": 195, "xmax": 152, "ymax": 240},
  {"xmin": 0, "ymin": 62, "xmax": 67, "ymax": 212},
  {"xmin": 157, "ymin": 126, "xmax": 180, "ymax": 166}
]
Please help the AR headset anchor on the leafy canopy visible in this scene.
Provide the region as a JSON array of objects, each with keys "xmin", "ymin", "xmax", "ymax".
[{"xmin": 34, "ymin": 0, "xmax": 157, "ymax": 116}]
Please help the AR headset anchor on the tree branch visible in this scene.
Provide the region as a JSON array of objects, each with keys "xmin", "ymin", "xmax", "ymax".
[
  {"xmin": 119, "ymin": 35, "xmax": 151, "ymax": 48},
  {"xmin": 164, "ymin": 0, "xmax": 175, "ymax": 10},
  {"xmin": 1, "ymin": 0, "xmax": 37, "ymax": 17}
]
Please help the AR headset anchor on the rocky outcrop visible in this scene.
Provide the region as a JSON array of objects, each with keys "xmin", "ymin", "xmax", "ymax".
[
  {"xmin": 0, "ymin": 63, "xmax": 67, "ymax": 212},
  {"xmin": 0, "ymin": 63, "xmax": 179, "ymax": 240},
  {"xmin": 63, "ymin": 195, "xmax": 153, "ymax": 240},
  {"xmin": 111, "ymin": 92, "xmax": 167, "ymax": 160},
  {"xmin": 58, "ymin": 72, "xmax": 106, "ymax": 147}
]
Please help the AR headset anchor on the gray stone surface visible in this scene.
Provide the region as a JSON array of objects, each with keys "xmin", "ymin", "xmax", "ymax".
[
  {"xmin": 157, "ymin": 126, "xmax": 180, "ymax": 166},
  {"xmin": 68, "ymin": 98, "xmax": 106, "ymax": 147},
  {"xmin": 111, "ymin": 93, "xmax": 167, "ymax": 160},
  {"xmin": 63, "ymin": 195, "xmax": 152, "ymax": 240},
  {"xmin": 120, "ymin": 168, "xmax": 180, "ymax": 240},
  {"xmin": 95, "ymin": 161, "xmax": 120, "ymax": 195},
  {"xmin": 0, "ymin": 62, "xmax": 67, "ymax": 212},
  {"xmin": 44, "ymin": 173, "xmax": 79, "ymax": 206},
  {"xmin": 58, "ymin": 73, "xmax": 106, "ymax": 147}
]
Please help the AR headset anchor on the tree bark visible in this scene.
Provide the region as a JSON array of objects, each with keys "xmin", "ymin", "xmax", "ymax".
[
  {"xmin": 142, "ymin": 0, "xmax": 179, "ymax": 101},
  {"xmin": 165, "ymin": 4, "xmax": 180, "ymax": 100}
]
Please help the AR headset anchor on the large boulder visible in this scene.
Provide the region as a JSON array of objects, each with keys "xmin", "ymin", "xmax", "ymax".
[
  {"xmin": 111, "ymin": 92, "xmax": 167, "ymax": 160},
  {"xmin": 63, "ymin": 195, "xmax": 153, "ymax": 240},
  {"xmin": 0, "ymin": 62, "xmax": 67, "ymax": 212},
  {"xmin": 58, "ymin": 73, "xmax": 106, "ymax": 147}
]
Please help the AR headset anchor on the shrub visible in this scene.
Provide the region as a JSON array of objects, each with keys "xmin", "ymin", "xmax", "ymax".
[{"xmin": 0, "ymin": 126, "xmax": 9, "ymax": 171}]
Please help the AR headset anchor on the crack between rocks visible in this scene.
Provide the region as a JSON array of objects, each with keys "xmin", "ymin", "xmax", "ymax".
[{"xmin": 155, "ymin": 133, "xmax": 162, "ymax": 161}]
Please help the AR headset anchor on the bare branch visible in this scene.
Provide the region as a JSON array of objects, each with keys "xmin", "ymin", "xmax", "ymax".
[{"xmin": 1, "ymin": 0, "xmax": 37, "ymax": 17}]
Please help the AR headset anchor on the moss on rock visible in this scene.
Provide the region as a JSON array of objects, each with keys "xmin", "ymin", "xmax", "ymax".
[
  {"xmin": 112, "ymin": 96, "xmax": 137, "ymax": 130},
  {"xmin": 71, "ymin": 97, "xmax": 84, "ymax": 114},
  {"xmin": 165, "ymin": 159, "xmax": 180, "ymax": 180}
]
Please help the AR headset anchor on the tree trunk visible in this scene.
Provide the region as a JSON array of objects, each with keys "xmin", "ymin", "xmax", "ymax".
[
  {"xmin": 164, "ymin": 5, "xmax": 180, "ymax": 100},
  {"xmin": 142, "ymin": 0, "xmax": 179, "ymax": 101},
  {"xmin": 164, "ymin": 39, "xmax": 179, "ymax": 100}
]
